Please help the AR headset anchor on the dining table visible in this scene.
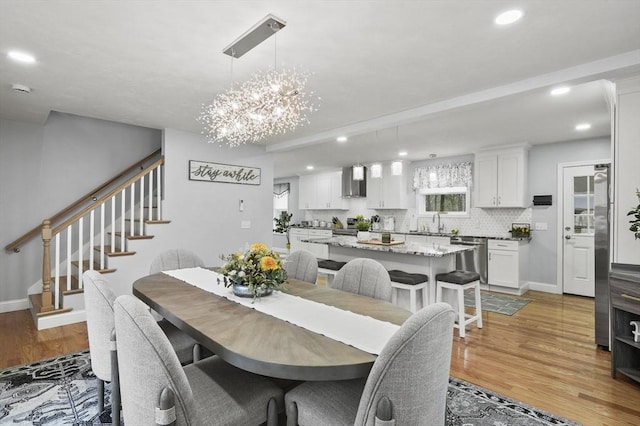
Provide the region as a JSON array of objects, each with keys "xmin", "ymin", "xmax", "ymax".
[{"xmin": 132, "ymin": 269, "xmax": 412, "ymax": 381}]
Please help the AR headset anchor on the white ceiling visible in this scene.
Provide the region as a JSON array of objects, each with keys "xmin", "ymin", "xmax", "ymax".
[{"xmin": 1, "ymin": 1, "xmax": 639, "ymax": 178}]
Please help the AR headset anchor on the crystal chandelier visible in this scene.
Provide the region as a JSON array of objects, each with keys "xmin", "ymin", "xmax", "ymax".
[
  {"xmin": 199, "ymin": 14, "xmax": 318, "ymax": 147},
  {"xmin": 200, "ymin": 68, "xmax": 316, "ymax": 147}
]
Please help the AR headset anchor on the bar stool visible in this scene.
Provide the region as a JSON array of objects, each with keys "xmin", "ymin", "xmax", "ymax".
[
  {"xmin": 317, "ymin": 259, "xmax": 347, "ymax": 286},
  {"xmin": 435, "ymin": 270, "xmax": 482, "ymax": 338},
  {"xmin": 388, "ymin": 270, "xmax": 429, "ymax": 313}
]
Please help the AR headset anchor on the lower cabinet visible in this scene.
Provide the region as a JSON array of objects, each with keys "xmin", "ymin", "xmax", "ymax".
[
  {"xmin": 487, "ymin": 239, "xmax": 528, "ymax": 291},
  {"xmin": 289, "ymin": 228, "xmax": 330, "ymax": 259},
  {"xmin": 610, "ymin": 264, "xmax": 640, "ymax": 383}
]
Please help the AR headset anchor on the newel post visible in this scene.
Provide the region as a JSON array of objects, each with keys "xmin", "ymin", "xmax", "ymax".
[{"xmin": 41, "ymin": 220, "xmax": 54, "ymax": 312}]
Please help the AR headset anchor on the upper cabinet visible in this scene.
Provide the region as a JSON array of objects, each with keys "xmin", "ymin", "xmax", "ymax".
[
  {"xmin": 366, "ymin": 161, "xmax": 411, "ymax": 209},
  {"xmin": 474, "ymin": 146, "xmax": 529, "ymax": 208},
  {"xmin": 299, "ymin": 171, "xmax": 350, "ymax": 210}
]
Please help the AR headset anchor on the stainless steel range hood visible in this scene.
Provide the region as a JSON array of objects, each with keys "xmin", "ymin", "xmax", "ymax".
[{"xmin": 342, "ymin": 166, "xmax": 367, "ymax": 198}]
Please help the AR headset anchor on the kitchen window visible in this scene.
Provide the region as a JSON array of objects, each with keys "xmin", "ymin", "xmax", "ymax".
[
  {"xmin": 417, "ymin": 187, "xmax": 470, "ymax": 216},
  {"xmin": 273, "ymin": 182, "xmax": 290, "ymax": 219}
]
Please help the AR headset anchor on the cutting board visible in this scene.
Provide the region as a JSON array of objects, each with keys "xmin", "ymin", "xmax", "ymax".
[{"xmin": 357, "ymin": 239, "xmax": 404, "ymax": 246}]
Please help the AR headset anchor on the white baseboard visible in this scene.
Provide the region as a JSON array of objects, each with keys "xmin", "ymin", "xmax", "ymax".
[
  {"xmin": 0, "ymin": 298, "xmax": 29, "ymax": 313},
  {"xmin": 37, "ymin": 310, "xmax": 86, "ymax": 330},
  {"xmin": 528, "ymin": 281, "xmax": 562, "ymax": 294}
]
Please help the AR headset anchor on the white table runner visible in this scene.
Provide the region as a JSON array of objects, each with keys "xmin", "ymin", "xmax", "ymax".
[{"xmin": 162, "ymin": 267, "xmax": 401, "ymax": 355}]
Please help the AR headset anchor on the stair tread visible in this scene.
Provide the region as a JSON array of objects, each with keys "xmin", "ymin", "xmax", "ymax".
[
  {"xmin": 109, "ymin": 232, "xmax": 154, "ymax": 240},
  {"xmin": 93, "ymin": 246, "xmax": 136, "ymax": 256},
  {"xmin": 29, "ymin": 294, "xmax": 73, "ymax": 317},
  {"xmin": 55, "ymin": 275, "xmax": 83, "ymax": 295},
  {"xmin": 71, "ymin": 260, "xmax": 116, "ymax": 274}
]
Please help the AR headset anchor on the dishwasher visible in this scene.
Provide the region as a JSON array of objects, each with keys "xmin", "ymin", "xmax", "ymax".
[{"xmin": 449, "ymin": 236, "xmax": 488, "ymax": 284}]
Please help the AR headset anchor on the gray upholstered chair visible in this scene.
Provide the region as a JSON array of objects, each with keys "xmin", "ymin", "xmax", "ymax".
[
  {"xmin": 83, "ymin": 270, "xmax": 121, "ymax": 425},
  {"xmin": 284, "ymin": 250, "xmax": 319, "ymax": 284},
  {"xmin": 330, "ymin": 258, "xmax": 393, "ymax": 302},
  {"xmin": 285, "ymin": 303, "xmax": 455, "ymax": 426},
  {"xmin": 114, "ymin": 294, "xmax": 284, "ymax": 426},
  {"xmin": 149, "ymin": 248, "xmax": 205, "ymax": 274}
]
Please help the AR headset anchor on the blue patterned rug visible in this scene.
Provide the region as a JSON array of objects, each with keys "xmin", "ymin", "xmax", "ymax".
[
  {"xmin": 465, "ymin": 290, "xmax": 532, "ymax": 315},
  {"xmin": 0, "ymin": 350, "xmax": 579, "ymax": 425}
]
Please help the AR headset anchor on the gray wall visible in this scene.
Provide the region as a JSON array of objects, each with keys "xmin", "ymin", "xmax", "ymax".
[
  {"xmin": 527, "ymin": 137, "xmax": 610, "ymax": 288},
  {"xmin": 0, "ymin": 113, "xmax": 161, "ymax": 303},
  {"xmin": 273, "ymin": 176, "xmax": 301, "ymax": 249}
]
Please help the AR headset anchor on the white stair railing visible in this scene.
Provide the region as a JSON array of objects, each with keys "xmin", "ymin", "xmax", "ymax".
[{"xmin": 40, "ymin": 160, "xmax": 164, "ymax": 311}]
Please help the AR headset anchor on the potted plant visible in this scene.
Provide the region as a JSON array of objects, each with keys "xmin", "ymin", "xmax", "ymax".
[
  {"xmin": 355, "ymin": 214, "xmax": 371, "ymax": 241},
  {"xmin": 273, "ymin": 211, "xmax": 293, "ymax": 249},
  {"xmin": 628, "ymin": 188, "xmax": 640, "ymax": 240},
  {"xmin": 218, "ymin": 242, "xmax": 287, "ymax": 299}
]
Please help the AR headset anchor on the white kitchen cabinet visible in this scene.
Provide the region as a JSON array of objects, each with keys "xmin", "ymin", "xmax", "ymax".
[
  {"xmin": 487, "ymin": 239, "xmax": 529, "ymax": 293},
  {"xmin": 474, "ymin": 147, "xmax": 528, "ymax": 208},
  {"xmin": 405, "ymin": 234, "xmax": 428, "ymax": 244},
  {"xmin": 298, "ymin": 171, "xmax": 349, "ymax": 210},
  {"xmin": 366, "ymin": 162, "xmax": 411, "ymax": 209},
  {"xmin": 306, "ymin": 229, "xmax": 331, "ymax": 258},
  {"xmin": 289, "ymin": 228, "xmax": 309, "ymax": 253}
]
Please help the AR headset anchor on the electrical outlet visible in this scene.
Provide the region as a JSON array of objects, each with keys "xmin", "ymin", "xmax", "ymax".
[
  {"xmin": 535, "ymin": 222, "xmax": 548, "ymax": 231},
  {"xmin": 241, "ymin": 220, "xmax": 251, "ymax": 229}
]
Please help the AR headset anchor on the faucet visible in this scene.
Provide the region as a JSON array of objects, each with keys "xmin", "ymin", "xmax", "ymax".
[{"xmin": 432, "ymin": 212, "xmax": 444, "ymax": 233}]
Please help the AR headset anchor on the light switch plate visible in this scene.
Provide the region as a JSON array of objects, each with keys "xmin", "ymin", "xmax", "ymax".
[
  {"xmin": 241, "ymin": 220, "xmax": 251, "ymax": 229},
  {"xmin": 535, "ymin": 222, "xmax": 548, "ymax": 231}
]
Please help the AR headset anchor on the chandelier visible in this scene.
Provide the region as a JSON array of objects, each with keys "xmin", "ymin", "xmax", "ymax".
[{"xmin": 199, "ymin": 14, "xmax": 318, "ymax": 147}]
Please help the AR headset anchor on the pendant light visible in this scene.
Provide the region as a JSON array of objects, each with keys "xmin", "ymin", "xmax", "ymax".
[{"xmin": 391, "ymin": 127, "xmax": 403, "ymax": 176}]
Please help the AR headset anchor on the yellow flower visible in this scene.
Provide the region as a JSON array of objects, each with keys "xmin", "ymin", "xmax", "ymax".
[
  {"xmin": 260, "ymin": 256, "xmax": 279, "ymax": 271},
  {"xmin": 250, "ymin": 242, "xmax": 268, "ymax": 252}
]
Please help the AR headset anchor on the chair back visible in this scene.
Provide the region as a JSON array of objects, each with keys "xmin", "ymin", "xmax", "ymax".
[
  {"xmin": 331, "ymin": 258, "xmax": 392, "ymax": 301},
  {"xmin": 284, "ymin": 250, "xmax": 318, "ymax": 284},
  {"xmin": 150, "ymin": 248, "xmax": 205, "ymax": 274},
  {"xmin": 114, "ymin": 295, "xmax": 197, "ymax": 425},
  {"xmin": 355, "ymin": 303, "xmax": 455, "ymax": 425},
  {"xmin": 83, "ymin": 270, "xmax": 116, "ymax": 381}
]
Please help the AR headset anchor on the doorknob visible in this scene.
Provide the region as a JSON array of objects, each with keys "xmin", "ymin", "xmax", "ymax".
[
  {"xmin": 565, "ymin": 235, "xmax": 571, "ymax": 240},
  {"xmin": 565, "ymin": 226, "xmax": 571, "ymax": 231}
]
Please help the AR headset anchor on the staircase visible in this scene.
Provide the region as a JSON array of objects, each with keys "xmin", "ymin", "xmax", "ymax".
[{"xmin": 5, "ymin": 150, "xmax": 170, "ymax": 330}]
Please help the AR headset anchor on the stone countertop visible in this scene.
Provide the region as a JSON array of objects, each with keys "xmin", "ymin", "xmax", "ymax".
[
  {"xmin": 302, "ymin": 236, "xmax": 474, "ymax": 258},
  {"xmin": 291, "ymin": 226, "xmax": 531, "ymax": 241}
]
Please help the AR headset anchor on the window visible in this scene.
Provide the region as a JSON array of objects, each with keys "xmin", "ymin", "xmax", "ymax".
[
  {"xmin": 417, "ymin": 186, "xmax": 469, "ymax": 216},
  {"xmin": 273, "ymin": 182, "xmax": 290, "ymax": 221}
]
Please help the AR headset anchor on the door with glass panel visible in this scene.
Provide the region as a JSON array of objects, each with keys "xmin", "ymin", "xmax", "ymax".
[{"xmin": 562, "ymin": 165, "xmax": 595, "ymax": 297}]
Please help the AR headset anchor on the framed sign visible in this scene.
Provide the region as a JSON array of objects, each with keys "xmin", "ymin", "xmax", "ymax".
[{"xmin": 189, "ymin": 160, "xmax": 261, "ymax": 185}]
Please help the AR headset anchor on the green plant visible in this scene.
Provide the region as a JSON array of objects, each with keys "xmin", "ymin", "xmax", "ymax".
[
  {"xmin": 273, "ymin": 211, "xmax": 293, "ymax": 246},
  {"xmin": 627, "ymin": 188, "xmax": 640, "ymax": 240},
  {"xmin": 219, "ymin": 242, "xmax": 287, "ymax": 298},
  {"xmin": 355, "ymin": 214, "xmax": 371, "ymax": 231}
]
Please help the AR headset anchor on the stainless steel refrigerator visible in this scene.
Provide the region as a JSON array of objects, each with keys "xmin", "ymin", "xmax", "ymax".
[{"xmin": 594, "ymin": 163, "xmax": 611, "ymax": 348}]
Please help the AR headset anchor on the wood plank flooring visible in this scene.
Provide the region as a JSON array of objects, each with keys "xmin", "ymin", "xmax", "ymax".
[{"xmin": 1, "ymin": 290, "xmax": 638, "ymax": 425}]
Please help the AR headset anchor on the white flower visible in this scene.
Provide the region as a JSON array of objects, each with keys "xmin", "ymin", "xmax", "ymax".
[
  {"xmin": 238, "ymin": 255, "xmax": 245, "ymax": 260},
  {"xmin": 238, "ymin": 271, "xmax": 246, "ymax": 278},
  {"xmin": 229, "ymin": 270, "xmax": 237, "ymax": 276}
]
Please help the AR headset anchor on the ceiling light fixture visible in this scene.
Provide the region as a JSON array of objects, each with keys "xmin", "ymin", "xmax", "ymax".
[
  {"xmin": 306, "ymin": 165, "xmax": 314, "ymax": 170},
  {"xmin": 551, "ymin": 86, "xmax": 571, "ymax": 96},
  {"xmin": 336, "ymin": 136, "xmax": 348, "ymax": 143},
  {"xmin": 371, "ymin": 163, "xmax": 382, "ymax": 179},
  {"xmin": 398, "ymin": 151, "xmax": 408, "ymax": 157},
  {"xmin": 495, "ymin": 10, "xmax": 523, "ymax": 25},
  {"xmin": 575, "ymin": 123, "xmax": 592, "ymax": 131},
  {"xmin": 391, "ymin": 161, "xmax": 403, "ymax": 176},
  {"xmin": 199, "ymin": 14, "xmax": 318, "ymax": 147},
  {"xmin": 8, "ymin": 50, "xmax": 36, "ymax": 64}
]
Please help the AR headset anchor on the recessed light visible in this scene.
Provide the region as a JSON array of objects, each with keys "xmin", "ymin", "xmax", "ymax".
[
  {"xmin": 336, "ymin": 136, "xmax": 348, "ymax": 143},
  {"xmin": 495, "ymin": 10, "xmax": 523, "ymax": 26},
  {"xmin": 398, "ymin": 151, "xmax": 408, "ymax": 157},
  {"xmin": 551, "ymin": 86, "xmax": 571, "ymax": 96},
  {"xmin": 306, "ymin": 165, "xmax": 314, "ymax": 170},
  {"xmin": 575, "ymin": 123, "xmax": 591, "ymax": 131},
  {"xmin": 8, "ymin": 50, "xmax": 36, "ymax": 64}
]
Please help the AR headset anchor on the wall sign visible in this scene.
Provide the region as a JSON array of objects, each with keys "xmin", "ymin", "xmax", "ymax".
[{"xmin": 189, "ymin": 160, "xmax": 261, "ymax": 185}]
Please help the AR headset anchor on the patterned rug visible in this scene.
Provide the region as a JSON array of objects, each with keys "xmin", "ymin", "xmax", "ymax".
[
  {"xmin": 465, "ymin": 290, "xmax": 532, "ymax": 315},
  {"xmin": 0, "ymin": 350, "xmax": 579, "ymax": 425}
]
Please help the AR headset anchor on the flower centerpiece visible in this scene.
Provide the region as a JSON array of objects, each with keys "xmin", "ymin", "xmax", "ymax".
[{"xmin": 218, "ymin": 242, "xmax": 287, "ymax": 298}]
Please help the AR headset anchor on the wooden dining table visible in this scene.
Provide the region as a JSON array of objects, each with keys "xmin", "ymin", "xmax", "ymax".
[{"xmin": 132, "ymin": 272, "xmax": 411, "ymax": 381}]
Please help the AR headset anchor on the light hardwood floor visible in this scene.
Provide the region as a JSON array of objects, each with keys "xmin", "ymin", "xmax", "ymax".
[{"xmin": 1, "ymin": 290, "xmax": 638, "ymax": 425}]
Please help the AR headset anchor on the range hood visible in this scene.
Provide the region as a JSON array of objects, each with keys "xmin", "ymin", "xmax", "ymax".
[{"xmin": 342, "ymin": 166, "xmax": 367, "ymax": 198}]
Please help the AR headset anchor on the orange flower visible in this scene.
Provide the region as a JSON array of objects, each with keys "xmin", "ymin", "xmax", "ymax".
[
  {"xmin": 260, "ymin": 256, "xmax": 279, "ymax": 271},
  {"xmin": 250, "ymin": 242, "xmax": 268, "ymax": 252}
]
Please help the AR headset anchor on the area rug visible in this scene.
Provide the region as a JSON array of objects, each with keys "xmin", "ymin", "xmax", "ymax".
[
  {"xmin": 465, "ymin": 290, "xmax": 531, "ymax": 315},
  {"xmin": 0, "ymin": 350, "xmax": 579, "ymax": 425}
]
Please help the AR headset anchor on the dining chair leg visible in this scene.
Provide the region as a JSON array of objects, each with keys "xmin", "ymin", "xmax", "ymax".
[
  {"xmin": 193, "ymin": 343, "xmax": 201, "ymax": 362},
  {"xmin": 286, "ymin": 400, "xmax": 298, "ymax": 426},
  {"xmin": 157, "ymin": 387, "xmax": 176, "ymax": 426},
  {"xmin": 110, "ymin": 329, "xmax": 121, "ymax": 426},
  {"xmin": 97, "ymin": 378, "xmax": 104, "ymax": 412}
]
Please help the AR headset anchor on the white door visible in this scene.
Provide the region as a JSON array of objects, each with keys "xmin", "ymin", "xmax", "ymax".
[{"xmin": 562, "ymin": 165, "xmax": 595, "ymax": 297}]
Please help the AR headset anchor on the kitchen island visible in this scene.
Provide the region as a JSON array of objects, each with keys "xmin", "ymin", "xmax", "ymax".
[{"xmin": 304, "ymin": 236, "xmax": 474, "ymax": 311}]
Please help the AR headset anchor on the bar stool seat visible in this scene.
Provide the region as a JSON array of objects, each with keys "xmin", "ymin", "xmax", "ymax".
[
  {"xmin": 388, "ymin": 270, "xmax": 429, "ymax": 313},
  {"xmin": 317, "ymin": 259, "xmax": 347, "ymax": 286},
  {"xmin": 435, "ymin": 270, "xmax": 482, "ymax": 338}
]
